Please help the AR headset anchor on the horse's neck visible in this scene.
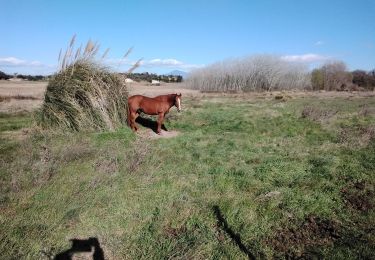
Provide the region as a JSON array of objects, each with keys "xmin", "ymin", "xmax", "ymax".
[
  {"xmin": 160, "ymin": 95, "xmax": 175, "ymax": 108},
  {"xmin": 167, "ymin": 95, "xmax": 175, "ymax": 108}
]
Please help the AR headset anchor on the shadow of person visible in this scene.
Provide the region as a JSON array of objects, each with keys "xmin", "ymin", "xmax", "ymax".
[
  {"xmin": 212, "ymin": 205, "xmax": 257, "ymax": 260},
  {"xmin": 135, "ymin": 116, "xmax": 168, "ymax": 133},
  {"xmin": 54, "ymin": 237, "xmax": 104, "ymax": 260}
]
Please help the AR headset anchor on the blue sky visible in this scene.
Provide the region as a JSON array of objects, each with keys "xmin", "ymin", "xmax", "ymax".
[{"xmin": 1, "ymin": 0, "xmax": 374, "ymax": 75}]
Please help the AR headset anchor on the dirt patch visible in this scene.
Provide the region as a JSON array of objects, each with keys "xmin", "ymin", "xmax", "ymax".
[
  {"xmin": 267, "ymin": 216, "xmax": 340, "ymax": 258},
  {"xmin": 341, "ymin": 180, "xmax": 374, "ymax": 212},
  {"xmin": 146, "ymin": 130, "xmax": 180, "ymax": 139}
]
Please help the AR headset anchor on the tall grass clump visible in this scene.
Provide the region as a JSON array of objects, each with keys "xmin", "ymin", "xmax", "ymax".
[
  {"xmin": 186, "ymin": 55, "xmax": 311, "ymax": 92},
  {"xmin": 37, "ymin": 36, "xmax": 139, "ymax": 131}
]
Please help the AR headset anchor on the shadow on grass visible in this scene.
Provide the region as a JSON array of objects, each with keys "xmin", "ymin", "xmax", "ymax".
[
  {"xmin": 212, "ymin": 205, "xmax": 256, "ymax": 260},
  {"xmin": 136, "ymin": 116, "xmax": 168, "ymax": 133},
  {"xmin": 54, "ymin": 237, "xmax": 104, "ymax": 260}
]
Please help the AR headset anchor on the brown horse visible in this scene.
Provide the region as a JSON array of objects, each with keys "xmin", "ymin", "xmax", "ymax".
[{"xmin": 127, "ymin": 93, "xmax": 182, "ymax": 134}]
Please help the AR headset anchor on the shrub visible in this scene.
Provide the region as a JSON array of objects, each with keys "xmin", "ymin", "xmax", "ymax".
[
  {"xmin": 0, "ymin": 71, "xmax": 11, "ymax": 80},
  {"xmin": 352, "ymin": 70, "xmax": 375, "ymax": 91}
]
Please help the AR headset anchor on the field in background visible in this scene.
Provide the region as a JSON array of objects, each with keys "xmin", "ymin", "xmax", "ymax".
[
  {"xmin": 0, "ymin": 80, "xmax": 198, "ymax": 113},
  {"xmin": 1, "ymin": 80, "xmax": 373, "ymax": 113},
  {"xmin": 0, "ymin": 81, "xmax": 374, "ymax": 258}
]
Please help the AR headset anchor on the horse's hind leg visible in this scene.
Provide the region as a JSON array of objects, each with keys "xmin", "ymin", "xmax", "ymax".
[
  {"xmin": 131, "ymin": 112, "xmax": 139, "ymax": 132},
  {"xmin": 128, "ymin": 110, "xmax": 138, "ymax": 132}
]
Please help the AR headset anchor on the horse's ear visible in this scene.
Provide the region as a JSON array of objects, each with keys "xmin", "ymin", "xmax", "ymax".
[{"xmin": 179, "ymin": 93, "xmax": 182, "ymax": 96}]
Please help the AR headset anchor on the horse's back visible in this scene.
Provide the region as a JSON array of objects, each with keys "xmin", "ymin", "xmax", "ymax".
[
  {"xmin": 129, "ymin": 95, "xmax": 169, "ymax": 106},
  {"xmin": 128, "ymin": 95, "xmax": 167, "ymax": 115},
  {"xmin": 128, "ymin": 95, "xmax": 144, "ymax": 103},
  {"xmin": 128, "ymin": 95, "xmax": 147, "ymax": 106}
]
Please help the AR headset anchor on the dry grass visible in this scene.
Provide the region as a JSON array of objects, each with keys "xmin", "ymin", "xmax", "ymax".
[
  {"xmin": 37, "ymin": 61, "xmax": 128, "ymax": 131},
  {"xmin": 0, "ymin": 80, "xmax": 47, "ymax": 98},
  {"xmin": 36, "ymin": 36, "xmax": 140, "ymax": 131}
]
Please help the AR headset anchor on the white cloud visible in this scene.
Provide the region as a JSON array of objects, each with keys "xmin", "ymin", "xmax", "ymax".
[
  {"xmin": 0, "ymin": 57, "xmax": 45, "ymax": 67},
  {"xmin": 0, "ymin": 56, "xmax": 202, "ymax": 74},
  {"xmin": 144, "ymin": 58, "xmax": 183, "ymax": 66},
  {"xmin": 281, "ymin": 53, "xmax": 329, "ymax": 63},
  {"xmin": 105, "ymin": 57, "xmax": 203, "ymax": 71},
  {"xmin": 0, "ymin": 57, "xmax": 56, "ymax": 75},
  {"xmin": 315, "ymin": 41, "xmax": 324, "ymax": 46},
  {"xmin": 0, "ymin": 57, "xmax": 27, "ymax": 66},
  {"xmin": 141, "ymin": 58, "xmax": 203, "ymax": 70}
]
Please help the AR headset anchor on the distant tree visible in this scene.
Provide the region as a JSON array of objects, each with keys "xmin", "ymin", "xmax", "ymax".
[
  {"xmin": 311, "ymin": 68, "xmax": 324, "ymax": 90},
  {"xmin": 125, "ymin": 72, "xmax": 183, "ymax": 83},
  {"xmin": 320, "ymin": 61, "xmax": 353, "ymax": 91},
  {"xmin": 0, "ymin": 71, "xmax": 11, "ymax": 80},
  {"xmin": 16, "ymin": 74, "xmax": 46, "ymax": 81},
  {"xmin": 352, "ymin": 70, "xmax": 375, "ymax": 90}
]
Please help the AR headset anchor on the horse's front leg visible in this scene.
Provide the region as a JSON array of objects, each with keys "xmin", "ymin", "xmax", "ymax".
[{"xmin": 157, "ymin": 113, "xmax": 164, "ymax": 134}]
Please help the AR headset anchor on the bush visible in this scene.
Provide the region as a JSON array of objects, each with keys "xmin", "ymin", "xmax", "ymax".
[
  {"xmin": 36, "ymin": 37, "xmax": 132, "ymax": 131},
  {"xmin": 312, "ymin": 61, "xmax": 354, "ymax": 91},
  {"xmin": 352, "ymin": 70, "xmax": 375, "ymax": 91},
  {"xmin": 0, "ymin": 71, "xmax": 11, "ymax": 80}
]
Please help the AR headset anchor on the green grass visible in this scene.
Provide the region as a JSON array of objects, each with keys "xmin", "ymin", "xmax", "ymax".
[{"xmin": 0, "ymin": 95, "xmax": 374, "ymax": 259}]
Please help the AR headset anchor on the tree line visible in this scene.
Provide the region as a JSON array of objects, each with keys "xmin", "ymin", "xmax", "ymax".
[
  {"xmin": 0, "ymin": 71, "xmax": 51, "ymax": 81},
  {"xmin": 186, "ymin": 55, "xmax": 375, "ymax": 92},
  {"xmin": 121, "ymin": 72, "xmax": 183, "ymax": 83},
  {"xmin": 311, "ymin": 62, "xmax": 375, "ymax": 91},
  {"xmin": 0, "ymin": 70, "xmax": 183, "ymax": 83}
]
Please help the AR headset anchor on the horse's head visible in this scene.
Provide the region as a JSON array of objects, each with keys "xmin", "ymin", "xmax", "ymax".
[{"xmin": 175, "ymin": 93, "xmax": 182, "ymax": 112}]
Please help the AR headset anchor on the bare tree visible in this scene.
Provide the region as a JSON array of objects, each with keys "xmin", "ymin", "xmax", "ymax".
[
  {"xmin": 186, "ymin": 55, "xmax": 311, "ymax": 92},
  {"xmin": 320, "ymin": 61, "xmax": 353, "ymax": 91}
]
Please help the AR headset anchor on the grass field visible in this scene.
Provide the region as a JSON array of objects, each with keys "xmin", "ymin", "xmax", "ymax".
[{"xmin": 0, "ymin": 91, "xmax": 374, "ymax": 259}]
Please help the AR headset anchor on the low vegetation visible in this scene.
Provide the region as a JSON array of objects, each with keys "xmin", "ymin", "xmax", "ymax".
[{"xmin": 1, "ymin": 94, "xmax": 374, "ymax": 259}]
